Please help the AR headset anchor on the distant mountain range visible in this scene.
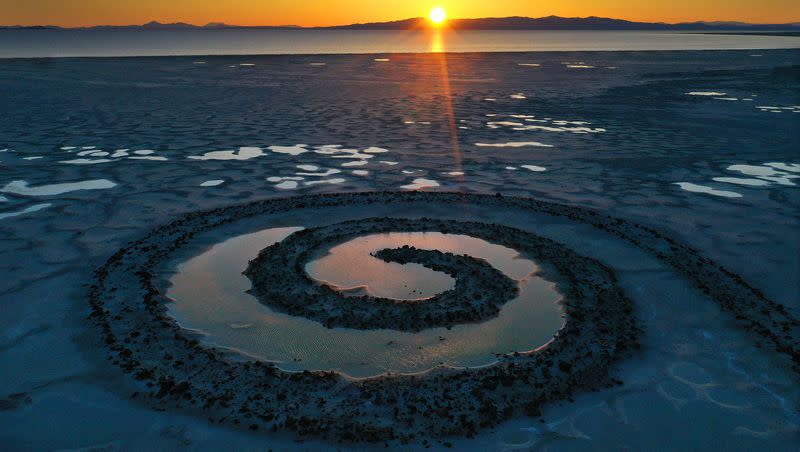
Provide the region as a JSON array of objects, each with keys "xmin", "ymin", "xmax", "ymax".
[
  {"xmin": 3, "ymin": 16, "xmax": 800, "ymax": 31},
  {"xmin": 0, "ymin": 21, "xmax": 300, "ymax": 30},
  {"xmin": 329, "ymin": 16, "xmax": 800, "ymax": 31}
]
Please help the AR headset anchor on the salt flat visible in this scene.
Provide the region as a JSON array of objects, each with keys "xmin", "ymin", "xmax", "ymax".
[{"xmin": 0, "ymin": 50, "xmax": 797, "ymax": 450}]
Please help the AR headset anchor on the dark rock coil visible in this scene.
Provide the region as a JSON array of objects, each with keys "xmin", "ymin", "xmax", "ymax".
[
  {"xmin": 86, "ymin": 191, "xmax": 798, "ymax": 444},
  {"xmin": 245, "ymin": 218, "xmax": 525, "ymax": 331}
]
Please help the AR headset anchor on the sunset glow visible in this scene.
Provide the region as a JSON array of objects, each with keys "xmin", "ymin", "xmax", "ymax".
[
  {"xmin": 429, "ymin": 7, "xmax": 447, "ymax": 25},
  {"xmin": 1, "ymin": 1, "xmax": 797, "ymax": 27}
]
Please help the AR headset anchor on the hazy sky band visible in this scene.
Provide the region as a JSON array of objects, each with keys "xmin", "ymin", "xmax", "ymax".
[{"xmin": 2, "ymin": 0, "xmax": 798, "ymax": 27}]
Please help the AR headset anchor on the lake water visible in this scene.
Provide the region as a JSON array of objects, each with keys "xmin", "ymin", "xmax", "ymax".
[
  {"xmin": 0, "ymin": 29, "xmax": 798, "ymax": 58},
  {"xmin": 167, "ymin": 228, "xmax": 563, "ymax": 378}
]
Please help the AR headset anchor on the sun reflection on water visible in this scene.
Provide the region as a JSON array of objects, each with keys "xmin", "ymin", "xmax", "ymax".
[{"xmin": 430, "ymin": 30, "xmax": 444, "ymax": 53}]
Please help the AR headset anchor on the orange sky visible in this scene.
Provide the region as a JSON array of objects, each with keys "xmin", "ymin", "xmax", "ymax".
[{"xmin": 2, "ymin": 0, "xmax": 798, "ymax": 27}]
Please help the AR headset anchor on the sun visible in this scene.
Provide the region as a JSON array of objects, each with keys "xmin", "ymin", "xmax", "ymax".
[{"xmin": 429, "ymin": 7, "xmax": 447, "ymax": 25}]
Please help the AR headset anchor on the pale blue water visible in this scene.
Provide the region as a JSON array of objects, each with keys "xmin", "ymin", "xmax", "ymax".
[{"xmin": 0, "ymin": 29, "xmax": 798, "ymax": 58}]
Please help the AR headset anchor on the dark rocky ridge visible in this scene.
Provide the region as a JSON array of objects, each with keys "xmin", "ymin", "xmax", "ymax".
[
  {"xmin": 245, "ymin": 218, "xmax": 521, "ymax": 331},
  {"xmin": 5, "ymin": 16, "xmax": 799, "ymax": 31}
]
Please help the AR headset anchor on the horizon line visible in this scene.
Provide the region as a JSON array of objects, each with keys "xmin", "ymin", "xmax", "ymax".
[{"xmin": 3, "ymin": 14, "xmax": 800, "ymax": 29}]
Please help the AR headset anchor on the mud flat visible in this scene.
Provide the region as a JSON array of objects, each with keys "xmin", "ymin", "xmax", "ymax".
[{"xmin": 87, "ymin": 191, "xmax": 798, "ymax": 443}]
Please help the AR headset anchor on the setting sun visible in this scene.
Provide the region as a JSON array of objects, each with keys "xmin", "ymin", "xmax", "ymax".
[{"xmin": 429, "ymin": 6, "xmax": 447, "ymax": 25}]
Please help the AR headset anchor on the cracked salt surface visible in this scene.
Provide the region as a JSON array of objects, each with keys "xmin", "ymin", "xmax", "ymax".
[
  {"xmin": 267, "ymin": 176, "xmax": 303, "ymax": 190},
  {"xmin": 0, "ymin": 203, "xmax": 51, "ymax": 220},
  {"xmin": 275, "ymin": 181, "xmax": 298, "ymax": 189},
  {"xmin": 267, "ymin": 168, "xmax": 347, "ymax": 188},
  {"xmin": 756, "ymin": 105, "xmax": 800, "ymax": 113},
  {"xmin": 476, "ymin": 141, "xmax": 554, "ymax": 148},
  {"xmin": 268, "ymin": 144, "xmax": 308, "ymax": 156},
  {"xmin": 263, "ymin": 145, "xmax": 389, "ymax": 168},
  {"xmin": 726, "ymin": 163, "xmax": 799, "ymax": 186},
  {"xmin": 711, "ymin": 177, "xmax": 770, "ymax": 187},
  {"xmin": 1, "ymin": 179, "xmax": 117, "ymax": 196},
  {"xmin": 129, "ymin": 156, "xmax": 168, "ymax": 161},
  {"xmin": 0, "ymin": 50, "xmax": 797, "ymax": 451},
  {"xmin": 20, "ymin": 49, "xmax": 800, "ymax": 452},
  {"xmin": 728, "ymin": 164, "xmax": 793, "ymax": 177},
  {"xmin": 674, "ymin": 182, "xmax": 742, "ymax": 198},
  {"xmin": 341, "ymin": 160, "xmax": 368, "ymax": 167},
  {"xmin": 686, "ymin": 93, "xmax": 799, "ymax": 110},
  {"xmin": 521, "ymin": 165, "xmax": 547, "ymax": 172},
  {"xmin": 77, "ymin": 150, "xmax": 109, "ymax": 157},
  {"xmin": 677, "ymin": 162, "xmax": 799, "ymax": 197},
  {"xmin": 57, "ymin": 146, "xmax": 169, "ymax": 164},
  {"xmin": 400, "ymin": 178, "xmax": 440, "ymax": 190},
  {"xmin": 59, "ymin": 158, "xmax": 116, "ymax": 165},
  {"xmin": 296, "ymin": 168, "xmax": 341, "ymax": 177},
  {"xmin": 363, "ymin": 147, "xmax": 389, "ymax": 154},
  {"xmin": 323, "ymin": 150, "xmax": 374, "ymax": 161},
  {"xmin": 189, "ymin": 146, "xmax": 264, "ymax": 161},
  {"xmin": 687, "ymin": 91, "xmax": 727, "ymax": 96},
  {"xmin": 764, "ymin": 162, "xmax": 800, "ymax": 172},
  {"xmin": 488, "ymin": 115, "xmax": 605, "ymax": 134},
  {"xmin": 304, "ymin": 178, "xmax": 346, "ymax": 186}
]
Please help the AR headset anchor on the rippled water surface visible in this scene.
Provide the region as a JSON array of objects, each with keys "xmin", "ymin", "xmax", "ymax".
[{"xmin": 1, "ymin": 30, "xmax": 798, "ymax": 58}]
